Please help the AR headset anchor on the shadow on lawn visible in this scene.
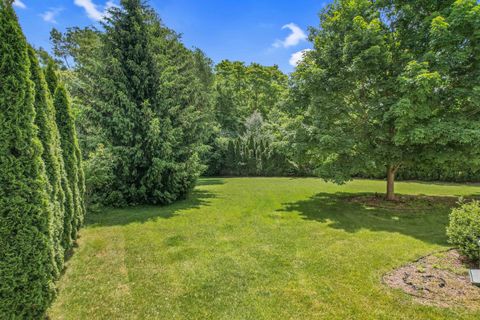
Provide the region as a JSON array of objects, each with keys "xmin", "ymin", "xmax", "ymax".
[
  {"xmin": 278, "ymin": 192, "xmax": 466, "ymax": 245},
  {"xmin": 396, "ymin": 179, "xmax": 480, "ymax": 187},
  {"xmin": 196, "ymin": 178, "xmax": 226, "ymax": 186},
  {"xmin": 85, "ymin": 189, "xmax": 216, "ymax": 227}
]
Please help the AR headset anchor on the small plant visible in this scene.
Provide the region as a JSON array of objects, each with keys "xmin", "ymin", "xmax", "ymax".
[{"xmin": 447, "ymin": 200, "xmax": 480, "ymax": 262}]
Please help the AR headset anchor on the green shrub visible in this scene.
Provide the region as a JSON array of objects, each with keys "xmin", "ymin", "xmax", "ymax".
[
  {"xmin": 84, "ymin": 144, "xmax": 119, "ymax": 206},
  {"xmin": 82, "ymin": 0, "xmax": 211, "ymax": 206},
  {"xmin": 447, "ymin": 200, "xmax": 480, "ymax": 261}
]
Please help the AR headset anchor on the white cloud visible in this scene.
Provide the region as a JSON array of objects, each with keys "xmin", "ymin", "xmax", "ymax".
[
  {"xmin": 41, "ymin": 8, "xmax": 63, "ymax": 24},
  {"xmin": 105, "ymin": 1, "xmax": 117, "ymax": 11},
  {"xmin": 289, "ymin": 49, "xmax": 312, "ymax": 67},
  {"xmin": 273, "ymin": 23, "xmax": 307, "ymax": 48},
  {"xmin": 13, "ymin": 0, "xmax": 26, "ymax": 9},
  {"xmin": 74, "ymin": 0, "xmax": 117, "ymax": 21}
]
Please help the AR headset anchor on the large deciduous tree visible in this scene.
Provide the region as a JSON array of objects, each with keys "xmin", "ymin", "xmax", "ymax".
[
  {"xmin": 213, "ymin": 61, "xmax": 288, "ymax": 136},
  {"xmin": 293, "ymin": 0, "xmax": 480, "ymax": 200},
  {"xmin": 0, "ymin": 1, "xmax": 56, "ymax": 317}
]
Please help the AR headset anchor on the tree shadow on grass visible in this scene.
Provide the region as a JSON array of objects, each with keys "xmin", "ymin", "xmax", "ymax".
[
  {"xmin": 85, "ymin": 189, "xmax": 216, "ymax": 228},
  {"xmin": 196, "ymin": 178, "xmax": 226, "ymax": 186},
  {"xmin": 278, "ymin": 192, "xmax": 466, "ymax": 246},
  {"xmin": 402, "ymin": 180, "xmax": 480, "ymax": 187}
]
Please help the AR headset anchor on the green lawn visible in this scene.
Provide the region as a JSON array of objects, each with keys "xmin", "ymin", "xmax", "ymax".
[{"xmin": 49, "ymin": 178, "xmax": 480, "ymax": 319}]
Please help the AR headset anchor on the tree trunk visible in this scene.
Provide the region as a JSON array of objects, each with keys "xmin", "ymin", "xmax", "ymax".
[{"xmin": 386, "ymin": 165, "xmax": 396, "ymax": 201}]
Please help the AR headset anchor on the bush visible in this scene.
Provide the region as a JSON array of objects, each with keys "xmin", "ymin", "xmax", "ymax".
[
  {"xmin": 84, "ymin": 144, "xmax": 119, "ymax": 206},
  {"xmin": 447, "ymin": 200, "xmax": 480, "ymax": 261}
]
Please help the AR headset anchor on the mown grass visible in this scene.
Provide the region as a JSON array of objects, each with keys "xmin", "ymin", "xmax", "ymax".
[{"xmin": 49, "ymin": 178, "xmax": 480, "ymax": 319}]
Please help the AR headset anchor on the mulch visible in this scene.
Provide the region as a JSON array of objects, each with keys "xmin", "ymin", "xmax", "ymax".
[{"xmin": 383, "ymin": 249, "xmax": 480, "ymax": 309}]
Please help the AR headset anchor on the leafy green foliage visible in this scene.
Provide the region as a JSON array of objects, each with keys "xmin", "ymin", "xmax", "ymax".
[
  {"xmin": 220, "ymin": 111, "xmax": 294, "ymax": 176},
  {"xmin": 447, "ymin": 200, "xmax": 480, "ymax": 261},
  {"xmin": 49, "ymin": 27, "xmax": 105, "ymax": 159},
  {"xmin": 221, "ymin": 137, "xmax": 292, "ymax": 176},
  {"xmin": 292, "ymin": 0, "xmax": 480, "ymax": 198},
  {"xmin": 206, "ymin": 61, "xmax": 295, "ymax": 176},
  {"xmin": 83, "ymin": 144, "xmax": 117, "ymax": 206},
  {"xmin": 0, "ymin": 2, "xmax": 56, "ymax": 317},
  {"xmin": 213, "ymin": 60, "xmax": 288, "ymax": 136}
]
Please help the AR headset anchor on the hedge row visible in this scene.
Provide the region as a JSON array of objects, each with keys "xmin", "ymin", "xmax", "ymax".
[{"xmin": 0, "ymin": 3, "xmax": 85, "ymax": 318}]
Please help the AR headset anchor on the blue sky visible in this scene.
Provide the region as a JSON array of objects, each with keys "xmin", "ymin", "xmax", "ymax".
[{"xmin": 13, "ymin": 0, "xmax": 329, "ymax": 73}]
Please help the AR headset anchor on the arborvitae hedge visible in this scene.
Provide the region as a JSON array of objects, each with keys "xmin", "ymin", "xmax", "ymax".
[
  {"xmin": 27, "ymin": 45, "xmax": 66, "ymax": 276},
  {"xmin": 60, "ymin": 167, "xmax": 76, "ymax": 249},
  {"xmin": 53, "ymin": 85, "xmax": 84, "ymax": 236},
  {"xmin": 75, "ymin": 132, "xmax": 86, "ymax": 223},
  {"xmin": 44, "ymin": 63, "xmax": 77, "ymax": 248},
  {"xmin": 0, "ymin": 2, "xmax": 56, "ymax": 318},
  {"xmin": 44, "ymin": 39, "xmax": 85, "ymax": 216}
]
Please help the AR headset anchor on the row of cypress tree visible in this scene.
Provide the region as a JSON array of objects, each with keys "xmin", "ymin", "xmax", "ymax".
[{"xmin": 0, "ymin": 2, "xmax": 85, "ymax": 318}]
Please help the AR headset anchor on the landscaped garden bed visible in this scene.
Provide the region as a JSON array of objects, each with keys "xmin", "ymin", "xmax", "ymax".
[{"xmin": 384, "ymin": 249, "xmax": 480, "ymax": 309}]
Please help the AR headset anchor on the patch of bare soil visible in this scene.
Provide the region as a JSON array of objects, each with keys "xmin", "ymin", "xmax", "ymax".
[
  {"xmin": 347, "ymin": 194, "xmax": 458, "ymax": 211},
  {"xmin": 383, "ymin": 250, "xmax": 480, "ymax": 309}
]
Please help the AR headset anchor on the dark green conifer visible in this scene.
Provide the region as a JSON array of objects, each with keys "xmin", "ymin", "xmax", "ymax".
[
  {"xmin": 53, "ymin": 85, "xmax": 84, "ymax": 237},
  {"xmin": 43, "ymin": 62, "xmax": 77, "ymax": 248},
  {"xmin": 88, "ymin": 0, "xmax": 208, "ymax": 205},
  {"xmin": 27, "ymin": 46, "xmax": 66, "ymax": 276},
  {"xmin": 0, "ymin": 2, "xmax": 56, "ymax": 317},
  {"xmin": 45, "ymin": 59, "xmax": 58, "ymax": 96}
]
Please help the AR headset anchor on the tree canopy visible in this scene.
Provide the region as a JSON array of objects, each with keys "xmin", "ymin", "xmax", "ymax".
[{"xmin": 292, "ymin": 0, "xmax": 480, "ymax": 199}]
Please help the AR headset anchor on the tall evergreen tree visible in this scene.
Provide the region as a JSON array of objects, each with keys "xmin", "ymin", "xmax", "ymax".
[
  {"xmin": 44, "ymin": 63, "xmax": 76, "ymax": 251},
  {"xmin": 53, "ymin": 85, "xmax": 84, "ymax": 237},
  {"xmin": 87, "ymin": 0, "xmax": 208, "ymax": 205},
  {"xmin": 44, "ymin": 62, "xmax": 82, "ymax": 247},
  {"xmin": 27, "ymin": 46, "xmax": 66, "ymax": 276},
  {"xmin": 0, "ymin": 1, "xmax": 56, "ymax": 317}
]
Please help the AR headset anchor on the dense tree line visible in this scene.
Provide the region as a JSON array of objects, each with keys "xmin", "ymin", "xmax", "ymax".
[
  {"xmin": 47, "ymin": 0, "xmax": 480, "ymax": 201},
  {"xmin": 205, "ymin": 61, "xmax": 301, "ymax": 176},
  {"xmin": 0, "ymin": 1, "xmax": 84, "ymax": 318},
  {"xmin": 218, "ymin": 111, "xmax": 294, "ymax": 176}
]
